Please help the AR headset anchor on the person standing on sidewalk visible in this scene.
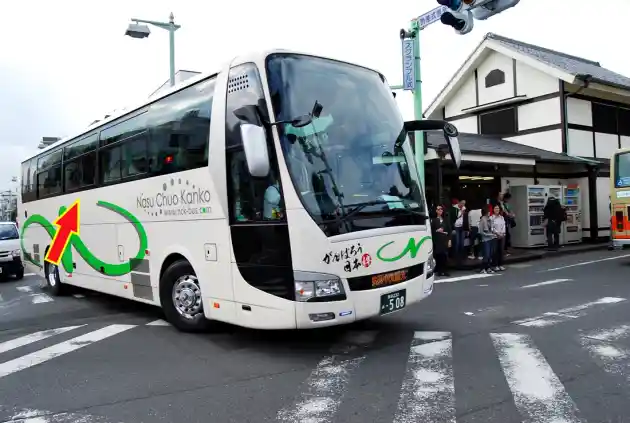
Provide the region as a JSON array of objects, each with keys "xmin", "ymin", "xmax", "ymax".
[
  {"xmin": 431, "ymin": 204, "xmax": 452, "ymax": 277},
  {"xmin": 478, "ymin": 208, "xmax": 495, "ymax": 274},
  {"xmin": 543, "ymin": 195, "xmax": 564, "ymax": 251},
  {"xmin": 490, "ymin": 204, "xmax": 506, "ymax": 271}
]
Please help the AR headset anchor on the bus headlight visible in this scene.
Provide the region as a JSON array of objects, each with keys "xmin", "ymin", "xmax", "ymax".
[
  {"xmin": 294, "ymin": 271, "xmax": 346, "ymax": 302},
  {"xmin": 426, "ymin": 252, "xmax": 436, "ymax": 278},
  {"xmin": 11, "ymin": 250, "xmax": 21, "ymax": 259}
]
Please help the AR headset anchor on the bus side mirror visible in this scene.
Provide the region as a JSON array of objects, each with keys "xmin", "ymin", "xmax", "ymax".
[
  {"xmin": 443, "ymin": 122, "xmax": 462, "ymax": 170},
  {"xmin": 240, "ymin": 124, "xmax": 270, "ymax": 177},
  {"xmin": 403, "ymin": 119, "xmax": 462, "ymax": 169}
]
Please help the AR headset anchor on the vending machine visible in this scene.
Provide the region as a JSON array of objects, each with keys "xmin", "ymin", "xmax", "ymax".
[
  {"xmin": 509, "ymin": 185, "xmax": 547, "ymax": 248},
  {"xmin": 562, "ymin": 184, "xmax": 582, "ymax": 244},
  {"xmin": 509, "ymin": 185, "xmax": 564, "ymax": 248}
]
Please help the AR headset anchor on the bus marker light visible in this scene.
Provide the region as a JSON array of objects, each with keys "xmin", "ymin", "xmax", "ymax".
[
  {"xmin": 339, "ymin": 310, "xmax": 352, "ymax": 317},
  {"xmin": 124, "ymin": 284, "xmax": 128, "ymax": 289},
  {"xmin": 213, "ymin": 302, "xmax": 220, "ymax": 308}
]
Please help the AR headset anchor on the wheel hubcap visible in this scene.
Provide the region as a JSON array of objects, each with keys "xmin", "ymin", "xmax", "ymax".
[
  {"xmin": 172, "ymin": 275, "xmax": 202, "ymax": 319},
  {"xmin": 48, "ymin": 264, "xmax": 57, "ymax": 287}
]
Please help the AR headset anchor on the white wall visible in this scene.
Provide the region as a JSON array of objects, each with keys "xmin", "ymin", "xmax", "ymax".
[
  {"xmin": 449, "ymin": 116, "xmax": 478, "ymax": 133},
  {"xmin": 477, "ymin": 51, "xmax": 514, "ymax": 105},
  {"xmin": 515, "ymin": 61, "xmax": 558, "ymax": 97},
  {"xmin": 444, "ymin": 74, "xmax": 476, "ymax": 118},
  {"xmin": 505, "ymin": 129, "xmax": 562, "ymax": 153},
  {"xmin": 596, "ymin": 177, "xmax": 611, "ymax": 237},
  {"xmin": 567, "ymin": 98, "xmax": 592, "ymax": 125},
  {"xmin": 621, "ymin": 135, "xmax": 630, "ymax": 149},
  {"xmin": 517, "ymin": 97, "xmax": 560, "ymax": 131},
  {"xmin": 501, "ymin": 177, "xmax": 564, "ymax": 193},
  {"xmin": 595, "ymin": 133, "xmax": 619, "ymax": 160},
  {"xmin": 567, "ymin": 129, "xmax": 593, "ymax": 157}
]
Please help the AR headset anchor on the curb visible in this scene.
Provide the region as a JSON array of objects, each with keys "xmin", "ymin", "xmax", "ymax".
[{"xmin": 451, "ymin": 243, "xmax": 609, "ymax": 270}]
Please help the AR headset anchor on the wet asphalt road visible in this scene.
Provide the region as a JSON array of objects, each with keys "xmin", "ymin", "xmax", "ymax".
[{"xmin": 1, "ymin": 248, "xmax": 630, "ymax": 423}]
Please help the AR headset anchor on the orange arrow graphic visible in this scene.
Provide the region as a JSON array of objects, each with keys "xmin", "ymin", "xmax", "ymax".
[{"xmin": 45, "ymin": 199, "xmax": 81, "ymax": 266}]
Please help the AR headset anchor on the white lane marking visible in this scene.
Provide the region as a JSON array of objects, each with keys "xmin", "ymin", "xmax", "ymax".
[
  {"xmin": 435, "ymin": 273, "xmax": 495, "ymax": 284},
  {"xmin": 0, "ymin": 324, "xmax": 136, "ymax": 379},
  {"xmin": 0, "ymin": 325, "xmax": 84, "ymax": 355},
  {"xmin": 491, "ymin": 333, "xmax": 583, "ymax": 423},
  {"xmin": 464, "ymin": 312, "xmax": 475, "ymax": 316},
  {"xmin": 16, "ymin": 285, "xmax": 33, "ymax": 293},
  {"xmin": 477, "ymin": 284, "xmax": 489, "ymax": 287},
  {"xmin": 520, "ymin": 279, "xmax": 572, "ymax": 289},
  {"xmin": 146, "ymin": 319, "xmax": 170, "ymax": 326},
  {"xmin": 543, "ymin": 253, "xmax": 630, "ymax": 272},
  {"xmin": 393, "ymin": 331, "xmax": 454, "ymax": 423},
  {"xmin": 512, "ymin": 297, "xmax": 626, "ymax": 327},
  {"xmin": 23, "ymin": 273, "xmax": 36, "ymax": 277},
  {"xmin": 276, "ymin": 330, "xmax": 376, "ymax": 422},
  {"xmin": 31, "ymin": 293, "xmax": 53, "ymax": 304},
  {"xmin": 73, "ymin": 293, "xmax": 85, "ymax": 299}
]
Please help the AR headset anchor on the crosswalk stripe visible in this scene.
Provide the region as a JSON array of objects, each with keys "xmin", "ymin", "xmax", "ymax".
[
  {"xmin": 0, "ymin": 325, "xmax": 84, "ymax": 355},
  {"xmin": 276, "ymin": 330, "xmax": 376, "ymax": 422},
  {"xmin": 512, "ymin": 297, "xmax": 626, "ymax": 327},
  {"xmin": 491, "ymin": 333, "xmax": 583, "ymax": 423},
  {"xmin": 579, "ymin": 325, "xmax": 630, "ymax": 380},
  {"xmin": 31, "ymin": 293, "xmax": 53, "ymax": 304},
  {"xmin": 0, "ymin": 324, "xmax": 136, "ymax": 379},
  {"xmin": 146, "ymin": 319, "xmax": 170, "ymax": 326},
  {"xmin": 393, "ymin": 331, "xmax": 454, "ymax": 423}
]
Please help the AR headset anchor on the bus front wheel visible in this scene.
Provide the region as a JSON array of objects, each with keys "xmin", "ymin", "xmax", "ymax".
[
  {"xmin": 159, "ymin": 259, "xmax": 211, "ymax": 333},
  {"xmin": 44, "ymin": 259, "xmax": 65, "ymax": 296}
]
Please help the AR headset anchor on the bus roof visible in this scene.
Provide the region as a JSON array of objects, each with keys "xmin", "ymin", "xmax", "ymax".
[{"xmin": 22, "ymin": 48, "xmax": 385, "ymax": 164}]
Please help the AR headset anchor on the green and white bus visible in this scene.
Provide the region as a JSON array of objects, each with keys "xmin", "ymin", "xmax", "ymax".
[{"xmin": 18, "ymin": 49, "xmax": 461, "ymax": 332}]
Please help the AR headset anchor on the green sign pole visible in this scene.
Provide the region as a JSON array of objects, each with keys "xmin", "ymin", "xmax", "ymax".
[
  {"xmin": 410, "ymin": 20, "xmax": 425, "ymax": 191},
  {"xmin": 392, "ymin": 19, "xmax": 425, "ymax": 192}
]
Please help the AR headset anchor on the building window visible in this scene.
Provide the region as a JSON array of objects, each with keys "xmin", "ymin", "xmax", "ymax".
[
  {"xmin": 479, "ymin": 107, "xmax": 517, "ymax": 136},
  {"xmin": 618, "ymin": 108, "xmax": 630, "ymax": 137},
  {"xmin": 592, "ymin": 102, "xmax": 617, "ymax": 134},
  {"xmin": 485, "ymin": 69, "xmax": 505, "ymax": 88}
]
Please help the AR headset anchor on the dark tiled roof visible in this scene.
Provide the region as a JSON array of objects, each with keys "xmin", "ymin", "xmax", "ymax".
[
  {"xmin": 426, "ymin": 131, "xmax": 598, "ymax": 165},
  {"xmin": 486, "ymin": 33, "xmax": 630, "ymax": 91}
]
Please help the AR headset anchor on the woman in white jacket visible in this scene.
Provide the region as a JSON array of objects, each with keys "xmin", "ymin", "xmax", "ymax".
[{"xmin": 490, "ymin": 204, "xmax": 506, "ymax": 271}]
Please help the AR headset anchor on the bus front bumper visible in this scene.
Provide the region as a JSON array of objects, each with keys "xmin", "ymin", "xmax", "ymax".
[
  {"xmin": 612, "ymin": 238, "xmax": 630, "ymax": 248},
  {"xmin": 294, "ymin": 273, "xmax": 434, "ymax": 329}
]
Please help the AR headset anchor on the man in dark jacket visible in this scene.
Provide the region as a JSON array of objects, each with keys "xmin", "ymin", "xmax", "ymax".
[{"xmin": 543, "ymin": 196, "xmax": 564, "ymax": 250}]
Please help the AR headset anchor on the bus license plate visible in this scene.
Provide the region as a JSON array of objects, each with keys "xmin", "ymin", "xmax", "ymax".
[{"xmin": 380, "ymin": 289, "xmax": 406, "ymax": 315}]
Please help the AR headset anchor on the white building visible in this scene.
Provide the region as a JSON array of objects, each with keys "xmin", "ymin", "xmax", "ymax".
[{"xmin": 424, "ymin": 32, "xmax": 630, "ymax": 242}]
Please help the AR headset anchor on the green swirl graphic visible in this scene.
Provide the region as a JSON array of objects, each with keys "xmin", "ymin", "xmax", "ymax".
[
  {"xmin": 376, "ymin": 236, "xmax": 431, "ymax": 262},
  {"xmin": 20, "ymin": 201, "xmax": 148, "ymax": 277}
]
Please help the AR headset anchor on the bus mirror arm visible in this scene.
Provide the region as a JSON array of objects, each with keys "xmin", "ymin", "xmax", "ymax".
[
  {"xmin": 403, "ymin": 119, "xmax": 462, "ymax": 170},
  {"xmin": 240, "ymin": 123, "xmax": 271, "ymax": 178}
]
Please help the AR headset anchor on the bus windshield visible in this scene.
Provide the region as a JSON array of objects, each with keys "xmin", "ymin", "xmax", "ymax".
[
  {"xmin": 265, "ymin": 54, "xmax": 425, "ymax": 226},
  {"xmin": 615, "ymin": 151, "xmax": 630, "ymax": 188}
]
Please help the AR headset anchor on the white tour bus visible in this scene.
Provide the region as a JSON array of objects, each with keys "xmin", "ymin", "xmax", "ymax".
[{"xmin": 18, "ymin": 49, "xmax": 461, "ymax": 332}]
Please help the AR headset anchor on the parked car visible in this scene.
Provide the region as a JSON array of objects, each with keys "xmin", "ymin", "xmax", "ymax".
[{"xmin": 0, "ymin": 221, "xmax": 24, "ymax": 280}]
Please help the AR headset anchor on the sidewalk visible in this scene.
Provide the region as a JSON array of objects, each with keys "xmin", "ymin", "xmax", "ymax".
[{"xmin": 449, "ymin": 241, "xmax": 611, "ymax": 270}]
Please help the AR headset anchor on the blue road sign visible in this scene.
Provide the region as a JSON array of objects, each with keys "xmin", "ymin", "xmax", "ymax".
[
  {"xmin": 401, "ymin": 39, "xmax": 415, "ymax": 90},
  {"xmin": 417, "ymin": 5, "xmax": 449, "ymax": 30}
]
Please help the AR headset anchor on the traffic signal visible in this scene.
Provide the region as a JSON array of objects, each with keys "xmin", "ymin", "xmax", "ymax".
[
  {"xmin": 471, "ymin": 0, "xmax": 520, "ymax": 20},
  {"xmin": 440, "ymin": 9, "xmax": 474, "ymax": 35}
]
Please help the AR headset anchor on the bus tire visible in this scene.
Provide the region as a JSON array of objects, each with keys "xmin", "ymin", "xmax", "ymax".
[
  {"xmin": 159, "ymin": 260, "xmax": 211, "ymax": 333},
  {"xmin": 44, "ymin": 260, "xmax": 65, "ymax": 296}
]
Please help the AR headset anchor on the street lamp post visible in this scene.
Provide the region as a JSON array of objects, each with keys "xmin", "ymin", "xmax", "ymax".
[{"xmin": 125, "ymin": 12, "xmax": 181, "ymax": 87}]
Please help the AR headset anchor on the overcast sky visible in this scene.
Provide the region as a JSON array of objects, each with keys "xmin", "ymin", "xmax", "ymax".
[{"xmin": 2, "ymin": 0, "xmax": 627, "ymax": 193}]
